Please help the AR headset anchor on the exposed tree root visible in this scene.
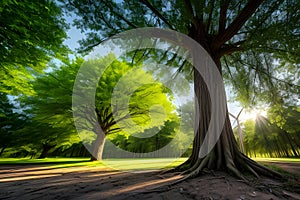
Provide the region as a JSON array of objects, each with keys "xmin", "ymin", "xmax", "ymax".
[
  {"xmin": 239, "ymin": 153, "xmax": 282, "ymax": 178},
  {"xmin": 157, "ymin": 145, "xmax": 283, "ymax": 196},
  {"xmin": 175, "ymin": 152, "xmax": 282, "ymax": 181},
  {"xmin": 172, "ymin": 116, "xmax": 283, "ymax": 182},
  {"xmin": 152, "ymin": 155, "xmax": 284, "ymax": 197}
]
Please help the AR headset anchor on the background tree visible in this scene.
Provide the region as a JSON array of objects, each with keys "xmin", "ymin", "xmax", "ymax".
[
  {"xmin": 0, "ymin": 93, "xmax": 27, "ymax": 156},
  {"xmin": 0, "ymin": 0, "xmax": 68, "ymax": 94},
  {"xmin": 239, "ymin": 119, "xmax": 257, "ymax": 157},
  {"xmin": 17, "ymin": 121, "xmax": 80, "ymax": 159},
  {"xmin": 18, "ymin": 58, "xmax": 83, "ymax": 158},
  {"xmin": 103, "ymin": 101, "xmax": 194, "ymax": 158},
  {"xmin": 239, "ymin": 107, "xmax": 300, "ymax": 158},
  {"xmin": 62, "ymin": 0, "xmax": 299, "ymax": 178},
  {"xmin": 74, "ymin": 55, "xmax": 177, "ymax": 160},
  {"xmin": 104, "ymin": 119, "xmax": 180, "ymax": 158},
  {"xmin": 124, "ymin": 118, "xmax": 180, "ymax": 156},
  {"xmin": 268, "ymin": 104, "xmax": 300, "ymax": 146},
  {"xmin": 19, "ymin": 54, "xmax": 176, "ymax": 160}
]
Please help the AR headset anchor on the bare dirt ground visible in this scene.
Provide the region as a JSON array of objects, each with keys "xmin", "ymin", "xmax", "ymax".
[
  {"xmin": 260, "ymin": 161, "xmax": 300, "ymax": 176},
  {"xmin": 0, "ymin": 162, "xmax": 299, "ymax": 200}
]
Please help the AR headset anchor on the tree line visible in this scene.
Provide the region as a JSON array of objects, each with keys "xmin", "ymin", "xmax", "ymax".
[{"xmin": 235, "ymin": 106, "xmax": 300, "ymax": 158}]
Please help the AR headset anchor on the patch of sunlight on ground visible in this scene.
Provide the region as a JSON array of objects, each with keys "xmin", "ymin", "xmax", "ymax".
[
  {"xmin": 101, "ymin": 157, "xmax": 188, "ymax": 171},
  {"xmin": 0, "ymin": 157, "xmax": 101, "ymax": 169},
  {"xmin": 0, "ymin": 157, "xmax": 188, "ymax": 170},
  {"xmin": 252, "ymin": 157, "xmax": 300, "ymax": 163}
]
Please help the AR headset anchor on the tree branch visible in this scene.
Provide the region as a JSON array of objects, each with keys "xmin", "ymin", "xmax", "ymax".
[
  {"xmin": 218, "ymin": 0, "xmax": 230, "ymax": 34},
  {"xmin": 214, "ymin": 0, "xmax": 264, "ymax": 48},
  {"xmin": 80, "ymin": 38, "xmax": 105, "ymax": 53},
  {"xmin": 139, "ymin": 0, "xmax": 174, "ymax": 30},
  {"xmin": 184, "ymin": 0, "xmax": 195, "ymax": 17},
  {"xmin": 206, "ymin": 0, "xmax": 216, "ymax": 33},
  {"xmin": 229, "ymin": 54, "xmax": 300, "ymax": 88},
  {"xmin": 223, "ymin": 56, "xmax": 234, "ymax": 82},
  {"xmin": 220, "ymin": 40, "xmax": 245, "ymax": 56},
  {"xmin": 184, "ymin": 0, "xmax": 204, "ymax": 29},
  {"xmin": 103, "ymin": 1, "xmax": 137, "ymax": 29}
]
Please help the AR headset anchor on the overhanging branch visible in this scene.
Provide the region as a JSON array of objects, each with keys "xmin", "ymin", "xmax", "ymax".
[
  {"xmin": 218, "ymin": 0, "xmax": 230, "ymax": 34},
  {"xmin": 214, "ymin": 0, "xmax": 264, "ymax": 48},
  {"xmin": 139, "ymin": 0, "xmax": 174, "ymax": 30}
]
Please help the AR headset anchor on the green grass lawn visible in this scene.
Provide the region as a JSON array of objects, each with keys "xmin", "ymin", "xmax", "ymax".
[
  {"xmin": 0, "ymin": 157, "xmax": 98, "ymax": 169},
  {"xmin": 101, "ymin": 157, "xmax": 188, "ymax": 171},
  {"xmin": 0, "ymin": 157, "xmax": 90, "ymax": 164},
  {"xmin": 0, "ymin": 157, "xmax": 188, "ymax": 170},
  {"xmin": 253, "ymin": 157, "xmax": 300, "ymax": 178},
  {"xmin": 0, "ymin": 157, "xmax": 298, "ymax": 171},
  {"xmin": 253, "ymin": 157, "xmax": 300, "ymax": 163}
]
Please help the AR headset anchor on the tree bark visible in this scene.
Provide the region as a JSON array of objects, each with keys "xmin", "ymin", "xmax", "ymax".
[
  {"xmin": 90, "ymin": 132, "xmax": 106, "ymax": 161},
  {"xmin": 176, "ymin": 54, "xmax": 282, "ymax": 179}
]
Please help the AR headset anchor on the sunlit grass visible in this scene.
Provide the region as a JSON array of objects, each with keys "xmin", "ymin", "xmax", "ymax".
[
  {"xmin": 253, "ymin": 157, "xmax": 300, "ymax": 163},
  {"xmin": 0, "ymin": 157, "xmax": 188, "ymax": 170},
  {"xmin": 102, "ymin": 157, "xmax": 187, "ymax": 171},
  {"xmin": 0, "ymin": 157, "xmax": 102, "ymax": 169},
  {"xmin": 2, "ymin": 157, "xmax": 297, "ymax": 172},
  {"xmin": 0, "ymin": 157, "xmax": 90, "ymax": 164},
  {"xmin": 253, "ymin": 157, "xmax": 300, "ymax": 178}
]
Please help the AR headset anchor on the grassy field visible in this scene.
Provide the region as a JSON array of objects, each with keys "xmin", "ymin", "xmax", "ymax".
[
  {"xmin": 101, "ymin": 157, "xmax": 188, "ymax": 171},
  {"xmin": 0, "ymin": 157, "xmax": 90, "ymax": 164},
  {"xmin": 253, "ymin": 157, "xmax": 300, "ymax": 163},
  {"xmin": 0, "ymin": 157, "xmax": 188, "ymax": 170},
  {"xmin": 0, "ymin": 157, "xmax": 298, "ymax": 171}
]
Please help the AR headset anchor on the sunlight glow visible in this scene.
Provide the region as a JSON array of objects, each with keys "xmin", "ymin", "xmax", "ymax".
[{"xmin": 240, "ymin": 109, "xmax": 267, "ymax": 121}]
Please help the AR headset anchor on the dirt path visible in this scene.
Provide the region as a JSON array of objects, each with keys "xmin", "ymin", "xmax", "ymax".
[
  {"xmin": 0, "ymin": 163, "xmax": 299, "ymax": 200},
  {"xmin": 259, "ymin": 161, "xmax": 300, "ymax": 176}
]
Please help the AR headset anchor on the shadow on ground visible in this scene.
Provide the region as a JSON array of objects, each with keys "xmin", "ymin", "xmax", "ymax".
[{"xmin": 0, "ymin": 162, "xmax": 299, "ymax": 200}]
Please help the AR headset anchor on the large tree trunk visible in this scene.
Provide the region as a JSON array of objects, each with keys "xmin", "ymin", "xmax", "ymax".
[
  {"xmin": 90, "ymin": 132, "xmax": 106, "ymax": 161},
  {"xmin": 175, "ymin": 1, "xmax": 268, "ymax": 180},
  {"xmin": 177, "ymin": 56, "xmax": 281, "ymax": 179}
]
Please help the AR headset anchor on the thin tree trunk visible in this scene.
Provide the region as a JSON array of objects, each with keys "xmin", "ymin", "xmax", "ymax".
[
  {"xmin": 38, "ymin": 144, "xmax": 56, "ymax": 159},
  {"xmin": 30, "ymin": 152, "xmax": 36, "ymax": 159},
  {"xmin": 0, "ymin": 146, "xmax": 5, "ymax": 156},
  {"xmin": 229, "ymin": 111, "xmax": 245, "ymax": 153},
  {"xmin": 90, "ymin": 132, "xmax": 106, "ymax": 161},
  {"xmin": 284, "ymin": 131, "xmax": 299, "ymax": 157},
  {"xmin": 70, "ymin": 147, "xmax": 75, "ymax": 157}
]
